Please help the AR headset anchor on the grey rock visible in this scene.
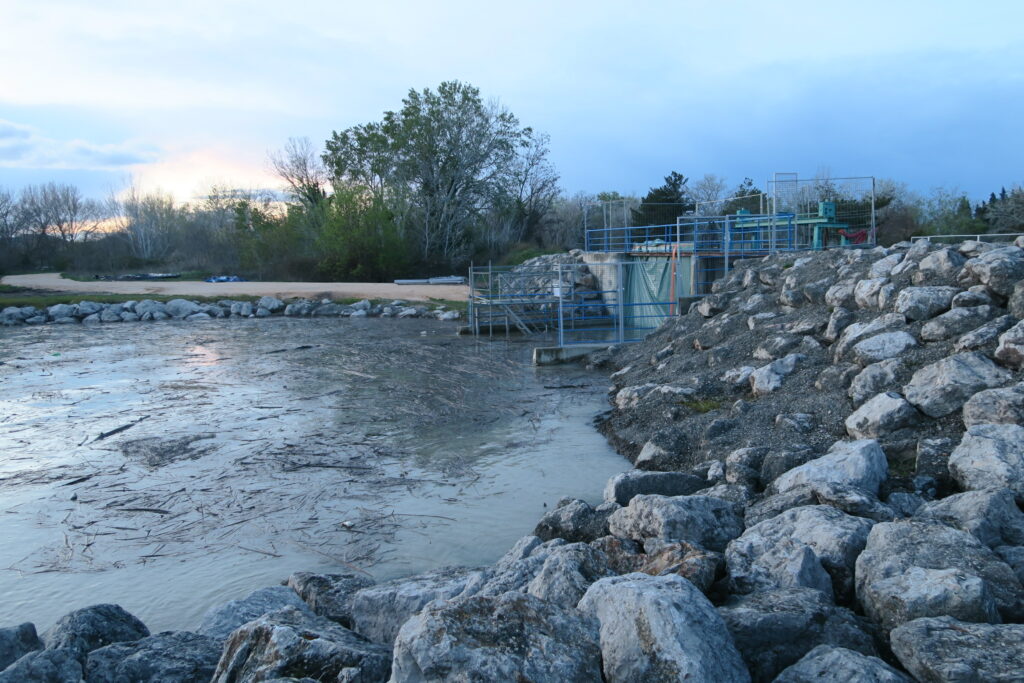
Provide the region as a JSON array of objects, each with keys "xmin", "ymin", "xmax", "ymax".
[
  {"xmin": 825, "ymin": 282, "xmax": 856, "ymax": 308},
  {"xmin": 533, "ymin": 498, "xmax": 617, "ymax": 542},
  {"xmin": 77, "ymin": 301, "xmax": 103, "ymax": 316},
  {"xmin": 770, "ymin": 439, "xmax": 888, "ymax": 497},
  {"xmin": 952, "ymin": 289, "xmax": 993, "ymax": 308},
  {"xmin": 52, "ymin": 316, "xmax": 78, "ymax": 324},
  {"xmin": 745, "ymin": 486, "xmax": 818, "ymax": 526},
  {"xmin": 845, "ymin": 392, "xmax": 921, "ymax": 439},
  {"xmin": 437, "ymin": 310, "xmax": 460, "ymax": 321},
  {"xmin": 888, "ymin": 492, "xmax": 926, "ymax": 518},
  {"xmin": 918, "ymin": 248, "xmax": 965, "ymax": 278},
  {"xmin": 1011, "ymin": 279, "xmax": 1024, "ymax": 318},
  {"xmin": 718, "ymin": 588, "xmax": 877, "ymax": 683},
  {"xmin": 164, "ymin": 299, "xmax": 201, "ymax": 319},
  {"xmin": 0, "ymin": 622, "xmax": 42, "ymax": 670},
  {"xmin": 98, "ymin": 309, "xmax": 121, "ymax": 323},
  {"xmin": 726, "ymin": 505, "xmax": 873, "ymax": 601},
  {"xmin": 963, "ymin": 382, "xmax": 1024, "ymax": 427},
  {"xmin": 750, "ymin": 353, "xmax": 803, "ymax": 395},
  {"xmin": 283, "ymin": 301, "xmax": 314, "ymax": 316},
  {"xmin": 134, "ymin": 300, "xmax": 167, "ymax": 317},
  {"xmin": 0, "ymin": 648, "xmax": 82, "ymax": 683},
  {"xmin": 832, "ymin": 313, "xmax": 906, "ymax": 361},
  {"xmin": 198, "ymin": 586, "xmax": 313, "ymax": 642},
  {"xmin": 82, "ymin": 313, "xmax": 100, "ymax": 324},
  {"xmin": 24, "ymin": 315, "xmax": 47, "ymax": 324},
  {"xmin": 953, "ymin": 314, "xmax": 1017, "ymax": 353},
  {"xmin": 726, "ymin": 447, "xmax": 769, "ymax": 488},
  {"xmin": 811, "ymin": 482, "xmax": 896, "ymax": 522},
  {"xmin": 773, "ymin": 645, "xmax": 911, "ymax": 683},
  {"xmin": 849, "ymin": 359, "xmax": 903, "ymax": 406},
  {"xmin": 920, "ymin": 305, "xmax": 1001, "ymax": 341},
  {"xmin": 119, "ymin": 312, "xmax": 139, "ymax": 322},
  {"xmin": 185, "ymin": 312, "xmax": 212, "ymax": 321},
  {"xmin": 903, "ymin": 352, "xmax": 1010, "ymax": 418},
  {"xmin": 312, "ymin": 302, "xmax": 347, "ymax": 317},
  {"xmin": 851, "ymin": 331, "xmax": 917, "ymax": 365},
  {"xmin": 257, "ymin": 296, "xmax": 284, "ymax": 313},
  {"xmin": 85, "ymin": 630, "xmax": 221, "ymax": 683},
  {"xmin": 854, "ymin": 277, "xmax": 889, "ymax": 310},
  {"xmin": 948, "ymin": 424, "xmax": 1024, "ymax": 502},
  {"xmin": 894, "ymin": 286, "xmax": 960, "ymax": 321},
  {"xmin": 996, "ymin": 546, "xmax": 1024, "ymax": 585},
  {"xmin": 229, "ymin": 301, "xmax": 253, "ymax": 317},
  {"xmin": 254, "ymin": 307, "xmax": 271, "ymax": 318},
  {"xmin": 916, "ymin": 437, "xmax": 955, "ymax": 490},
  {"xmin": 391, "ymin": 592, "xmax": 601, "ymax": 683},
  {"xmin": 869, "ymin": 252, "xmax": 903, "ymax": 278},
  {"xmin": 607, "ymin": 494, "xmax": 744, "ymax": 551},
  {"xmin": 348, "ymin": 566, "xmax": 487, "ymax": 645},
  {"xmin": 760, "ymin": 446, "xmax": 817, "ymax": 488},
  {"xmin": 855, "ymin": 520, "xmax": 1024, "ymax": 632},
  {"xmin": 602, "ymin": 470, "xmax": 704, "ymax": 506},
  {"xmin": 578, "ymin": 573, "xmax": 749, "ymax": 683},
  {"xmin": 995, "ymin": 319, "xmax": 1024, "ymax": 368},
  {"xmin": 211, "ymin": 606, "xmax": 389, "ymax": 683},
  {"xmin": 47, "ymin": 303, "xmax": 76, "ymax": 319},
  {"xmin": 43, "ymin": 604, "xmax": 148, "ymax": 655},
  {"xmin": 351, "ymin": 299, "xmax": 371, "ymax": 311},
  {"xmin": 960, "ymin": 245, "xmax": 1024, "ymax": 296},
  {"xmin": 286, "ymin": 572, "xmax": 376, "ymax": 629},
  {"xmin": 890, "ymin": 616, "xmax": 1024, "ymax": 683},
  {"xmin": 349, "ymin": 309, "xmax": 367, "ymax": 318},
  {"xmin": 916, "ymin": 488, "xmax": 1024, "ymax": 549},
  {"xmin": 823, "ymin": 307, "xmax": 855, "ymax": 343}
]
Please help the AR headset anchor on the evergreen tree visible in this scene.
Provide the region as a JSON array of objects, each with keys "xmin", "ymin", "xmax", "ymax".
[{"xmin": 631, "ymin": 171, "xmax": 693, "ymax": 226}]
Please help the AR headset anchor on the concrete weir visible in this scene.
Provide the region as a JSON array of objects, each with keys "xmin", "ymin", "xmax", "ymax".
[{"xmin": 532, "ymin": 344, "xmax": 605, "ymax": 365}]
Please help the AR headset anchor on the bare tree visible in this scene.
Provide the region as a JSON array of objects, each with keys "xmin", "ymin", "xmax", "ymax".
[
  {"xmin": 691, "ymin": 174, "xmax": 728, "ymax": 214},
  {"xmin": 112, "ymin": 185, "xmax": 179, "ymax": 261},
  {"xmin": 270, "ymin": 137, "xmax": 327, "ymax": 208}
]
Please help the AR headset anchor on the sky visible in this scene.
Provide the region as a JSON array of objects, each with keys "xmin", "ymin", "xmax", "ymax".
[{"xmin": 0, "ymin": 0, "xmax": 1022, "ymax": 203}]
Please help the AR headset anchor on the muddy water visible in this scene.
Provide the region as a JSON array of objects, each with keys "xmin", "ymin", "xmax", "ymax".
[{"xmin": 0, "ymin": 318, "xmax": 626, "ymax": 632}]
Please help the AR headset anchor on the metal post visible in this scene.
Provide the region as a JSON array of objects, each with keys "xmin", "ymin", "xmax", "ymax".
[
  {"xmin": 557, "ymin": 263, "xmax": 564, "ymax": 347},
  {"xmin": 617, "ymin": 261, "xmax": 625, "ymax": 344},
  {"xmin": 723, "ymin": 216, "xmax": 730, "ymax": 275},
  {"xmin": 870, "ymin": 176, "xmax": 877, "ymax": 246}
]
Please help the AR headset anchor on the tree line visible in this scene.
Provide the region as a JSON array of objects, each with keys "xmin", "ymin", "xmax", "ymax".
[{"xmin": 3, "ymin": 81, "xmax": 1023, "ymax": 279}]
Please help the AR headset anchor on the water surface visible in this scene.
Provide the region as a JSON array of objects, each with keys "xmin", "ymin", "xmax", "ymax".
[{"xmin": 0, "ymin": 318, "xmax": 626, "ymax": 631}]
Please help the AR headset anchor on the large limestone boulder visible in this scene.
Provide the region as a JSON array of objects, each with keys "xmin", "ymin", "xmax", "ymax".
[
  {"xmin": 533, "ymin": 498, "xmax": 617, "ymax": 542},
  {"xmin": 578, "ymin": 573, "xmax": 749, "ymax": 683},
  {"xmin": 948, "ymin": 423, "xmax": 1024, "ymax": 502},
  {"xmin": 718, "ymin": 587, "xmax": 877, "ymax": 683},
  {"xmin": 42, "ymin": 604, "xmax": 149, "ymax": 656},
  {"xmin": 848, "ymin": 359, "xmax": 903, "ymax": 406},
  {"xmin": 854, "ymin": 520, "xmax": 1024, "ymax": 632},
  {"xmin": 390, "ymin": 592, "xmax": 601, "ymax": 683},
  {"xmin": 0, "ymin": 623, "xmax": 42, "ymax": 670},
  {"xmin": 257, "ymin": 296, "xmax": 284, "ymax": 313},
  {"xmin": 962, "ymin": 382, "xmax": 1024, "ymax": 426},
  {"xmin": 603, "ymin": 470, "xmax": 704, "ymax": 506},
  {"xmin": 995, "ymin": 319, "xmax": 1024, "ymax": 368},
  {"xmin": 959, "ymin": 245, "xmax": 1024, "ymax": 296},
  {"xmin": 0, "ymin": 648, "xmax": 83, "ymax": 683},
  {"xmin": 607, "ymin": 494, "xmax": 744, "ymax": 551},
  {"xmin": 348, "ymin": 566, "xmax": 487, "ymax": 645},
  {"xmin": 915, "ymin": 488, "xmax": 1024, "ymax": 549},
  {"xmin": 198, "ymin": 586, "xmax": 312, "ymax": 642},
  {"xmin": 85, "ymin": 631, "xmax": 221, "ymax": 683},
  {"xmin": 749, "ymin": 353, "xmax": 803, "ymax": 396},
  {"xmin": 726, "ymin": 505, "xmax": 873, "ymax": 601},
  {"xmin": 902, "ymin": 352, "xmax": 1010, "ymax": 418},
  {"xmin": 917, "ymin": 248, "xmax": 965, "ymax": 278},
  {"xmin": 893, "ymin": 286, "xmax": 959, "ymax": 321},
  {"xmin": 285, "ymin": 572, "xmax": 375, "ymax": 629},
  {"xmin": 851, "ymin": 331, "xmax": 917, "ymax": 365},
  {"xmin": 164, "ymin": 299, "xmax": 201, "ymax": 319},
  {"xmin": 890, "ymin": 616, "xmax": 1024, "ymax": 683},
  {"xmin": 920, "ymin": 305, "xmax": 1001, "ymax": 341},
  {"xmin": 773, "ymin": 645, "xmax": 911, "ymax": 683},
  {"xmin": 844, "ymin": 392, "xmax": 921, "ymax": 439},
  {"xmin": 832, "ymin": 313, "xmax": 906, "ymax": 361},
  {"xmin": 212, "ymin": 606, "xmax": 389, "ymax": 683},
  {"xmin": 770, "ymin": 440, "xmax": 888, "ymax": 497}
]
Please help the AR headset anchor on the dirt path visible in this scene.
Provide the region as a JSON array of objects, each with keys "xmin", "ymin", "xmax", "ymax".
[{"xmin": 1, "ymin": 272, "xmax": 468, "ymax": 303}]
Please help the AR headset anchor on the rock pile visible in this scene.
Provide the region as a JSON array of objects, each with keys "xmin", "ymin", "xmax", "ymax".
[
  {"xmin": 0, "ymin": 296, "xmax": 461, "ymax": 327},
  {"xmin": 4, "ymin": 237, "xmax": 1024, "ymax": 681}
]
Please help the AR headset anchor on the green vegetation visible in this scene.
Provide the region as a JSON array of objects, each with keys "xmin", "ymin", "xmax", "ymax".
[{"xmin": 678, "ymin": 397, "xmax": 723, "ymax": 413}]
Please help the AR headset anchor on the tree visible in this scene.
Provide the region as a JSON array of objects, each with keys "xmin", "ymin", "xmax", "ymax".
[
  {"xmin": 632, "ymin": 171, "xmax": 693, "ymax": 226},
  {"xmin": 985, "ymin": 186, "xmax": 1024, "ymax": 234},
  {"xmin": 720, "ymin": 178, "xmax": 763, "ymax": 215},
  {"xmin": 323, "ymin": 80, "xmax": 542, "ymax": 265},
  {"xmin": 691, "ymin": 174, "xmax": 728, "ymax": 215},
  {"xmin": 17, "ymin": 182, "xmax": 100, "ymax": 259},
  {"xmin": 270, "ymin": 137, "xmax": 328, "ymax": 209}
]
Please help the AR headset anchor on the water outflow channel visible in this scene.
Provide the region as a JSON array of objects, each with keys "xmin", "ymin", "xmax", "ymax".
[{"xmin": 0, "ymin": 317, "xmax": 627, "ymax": 632}]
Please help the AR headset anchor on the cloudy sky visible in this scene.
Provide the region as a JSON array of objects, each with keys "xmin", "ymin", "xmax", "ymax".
[{"xmin": 1, "ymin": 0, "xmax": 1021, "ymax": 202}]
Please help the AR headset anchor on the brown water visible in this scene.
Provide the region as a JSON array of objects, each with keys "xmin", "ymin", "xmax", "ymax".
[{"xmin": 0, "ymin": 318, "xmax": 626, "ymax": 632}]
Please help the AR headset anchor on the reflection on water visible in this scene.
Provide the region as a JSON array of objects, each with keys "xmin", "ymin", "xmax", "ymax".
[{"xmin": 0, "ymin": 318, "xmax": 626, "ymax": 631}]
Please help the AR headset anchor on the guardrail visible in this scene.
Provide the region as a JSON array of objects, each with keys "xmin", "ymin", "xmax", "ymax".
[{"xmin": 910, "ymin": 233, "xmax": 1024, "ymax": 243}]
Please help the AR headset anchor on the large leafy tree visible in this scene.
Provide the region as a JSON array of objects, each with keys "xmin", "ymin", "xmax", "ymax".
[{"xmin": 323, "ymin": 80, "xmax": 544, "ymax": 264}]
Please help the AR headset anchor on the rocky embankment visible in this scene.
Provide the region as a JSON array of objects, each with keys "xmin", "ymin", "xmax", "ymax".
[
  {"xmin": 4, "ymin": 238, "xmax": 1024, "ymax": 682},
  {"xmin": 0, "ymin": 296, "xmax": 461, "ymax": 327}
]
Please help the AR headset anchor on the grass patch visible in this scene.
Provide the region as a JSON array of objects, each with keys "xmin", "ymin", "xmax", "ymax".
[
  {"xmin": 677, "ymin": 398, "xmax": 723, "ymax": 413},
  {"xmin": 60, "ymin": 270, "xmax": 213, "ymax": 282}
]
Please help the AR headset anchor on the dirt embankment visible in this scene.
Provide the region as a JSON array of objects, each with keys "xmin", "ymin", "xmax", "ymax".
[{"xmin": 1, "ymin": 273, "xmax": 468, "ymax": 303}]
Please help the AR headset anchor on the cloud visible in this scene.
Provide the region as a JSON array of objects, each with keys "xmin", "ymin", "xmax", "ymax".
[{"xmin": 0, "ymin": 119, "xmax": 158, "ymax": 170}]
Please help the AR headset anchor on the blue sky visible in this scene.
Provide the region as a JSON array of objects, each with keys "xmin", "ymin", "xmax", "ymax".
[{"xmin": 1, "ymin": 0, "xmax": 1021, "ymax": 202}]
